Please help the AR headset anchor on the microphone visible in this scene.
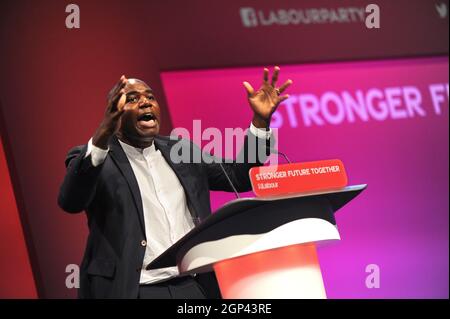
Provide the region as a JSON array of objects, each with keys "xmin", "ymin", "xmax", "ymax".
[
  {"xmin": 216, "ymin": 146, "xmax": 292, "ymax": 200},
  {"xmin": 213, "ymin": 144, "xmax": 291, "ymax": 199},
  {"xmin": 218, "ymin": 161, "xmax": 240, "ymax": 198},
  {"xmin": 267, "ymin": 147, "xmax": 292, "ymax": 164}
]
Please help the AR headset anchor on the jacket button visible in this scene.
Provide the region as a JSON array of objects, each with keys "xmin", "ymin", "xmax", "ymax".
[{"xmin": 141, "ymin": 240, "xmax": 147, "ymax": 247}]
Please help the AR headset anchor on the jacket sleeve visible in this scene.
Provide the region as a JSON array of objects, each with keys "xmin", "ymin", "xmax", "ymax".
[
  {"xmin": 57, "ymin": 144, "xmax": 104, "ymax": 213},
  {"xmin": 203, "ymin": 130, "xmax": 274, "ymax": 192}
]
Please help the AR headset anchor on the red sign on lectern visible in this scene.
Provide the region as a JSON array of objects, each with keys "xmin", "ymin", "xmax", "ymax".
[{"xmin": 249, "ymin": 159, "xmax": 348, "ymax": 197}]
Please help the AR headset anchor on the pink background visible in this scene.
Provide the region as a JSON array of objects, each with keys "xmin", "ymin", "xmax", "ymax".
[
  {"xmin": 161, "ymin": 56, "xmax": 449, "ymax": 298},
  {"xmin": 0, "ymin": 0, "xmax": 447, "ymax": 299}
]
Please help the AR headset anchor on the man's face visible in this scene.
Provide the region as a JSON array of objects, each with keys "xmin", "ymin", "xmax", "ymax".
[{"xmin": 118, "ymin": 79, "xmax": 161, "ymax": 140}]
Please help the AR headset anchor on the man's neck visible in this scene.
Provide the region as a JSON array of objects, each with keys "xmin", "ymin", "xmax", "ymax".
[{"xmin": 116, "ymin": 132, "xmax": 154, "ymax": 149}]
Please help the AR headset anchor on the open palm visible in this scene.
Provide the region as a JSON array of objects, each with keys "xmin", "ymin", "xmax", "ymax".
[{"xmin": 244, "ymin": 66, "xmax": 292, "ymax": 127}]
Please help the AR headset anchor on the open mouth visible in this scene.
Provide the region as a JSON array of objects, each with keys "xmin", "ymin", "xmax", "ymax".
[{"xmin": 137, "ymin": 113, "xmax": 157, "ymax": 129}]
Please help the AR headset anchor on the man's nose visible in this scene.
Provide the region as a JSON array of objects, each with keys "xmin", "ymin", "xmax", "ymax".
[{"xmin": 138, "ymin": 98, "xmax": 153, "ymax": 108}]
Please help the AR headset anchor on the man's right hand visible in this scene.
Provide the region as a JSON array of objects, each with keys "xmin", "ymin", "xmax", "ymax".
[{"xmin": 92, "ymin": 75, "xmax": 128, "ymax": 149}]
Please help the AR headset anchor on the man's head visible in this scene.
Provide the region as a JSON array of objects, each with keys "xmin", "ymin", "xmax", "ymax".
[{"xmin": 116, "ymin": 78, "xmax": 161, "ymax": 148}]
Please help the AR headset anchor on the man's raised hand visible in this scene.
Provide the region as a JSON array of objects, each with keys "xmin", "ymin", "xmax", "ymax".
[
  {"xmin": 92, "ymin": 75, "xmax": 128, "ymax": 149},
  {"xmin": 243, "ymin": 66, "xmax": 292, "ymax": 128}
]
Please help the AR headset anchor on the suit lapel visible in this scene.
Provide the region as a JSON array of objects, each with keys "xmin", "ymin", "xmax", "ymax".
[{"xmin": 108, "ymin": 136, "xmax": 146, "ymax": 234}]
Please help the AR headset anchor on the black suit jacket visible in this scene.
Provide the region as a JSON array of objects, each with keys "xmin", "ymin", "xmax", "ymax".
[{"xmin": 58, "ymin": 132, "xmax": 269, "ymax": 298}]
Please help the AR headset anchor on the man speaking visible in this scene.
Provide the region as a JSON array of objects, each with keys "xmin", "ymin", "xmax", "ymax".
[{"xmin": 58, "ymin": 67, "xmax": 292, "ymax": 299}]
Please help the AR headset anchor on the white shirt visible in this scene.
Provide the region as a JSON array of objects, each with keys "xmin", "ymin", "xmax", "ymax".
[{"xmin": 85, "ymin": 123, "xmax": 270, "ymax": 284}]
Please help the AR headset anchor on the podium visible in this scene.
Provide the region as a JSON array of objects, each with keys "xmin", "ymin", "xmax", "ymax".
[{"xmin": 147, "ymin": 184, "xmax": 366, "ymax": 299}]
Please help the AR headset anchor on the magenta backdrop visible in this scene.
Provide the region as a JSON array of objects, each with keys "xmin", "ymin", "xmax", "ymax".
[
  {"xmin": 161, "ymin": 56, "xmax": 449, "ymax": 298},
  {"xmin": 0, "ymin": 0, "xmax": 447, "ymax": 298}
]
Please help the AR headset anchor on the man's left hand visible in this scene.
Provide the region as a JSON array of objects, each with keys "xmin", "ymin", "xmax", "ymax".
[{"xmin": 243, "ymin": 66, "xmax": 293, "ymax": 129}]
